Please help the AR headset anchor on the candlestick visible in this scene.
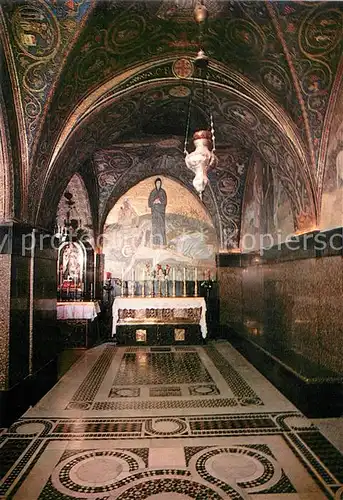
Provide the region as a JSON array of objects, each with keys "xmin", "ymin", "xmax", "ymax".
[
  {"xmin": 172, "ymin": 267, "xmax": 176, "ymax": 297},
  {"xmin": 183, "ymin": 267, "xmax": 186, "ymax": 297},
  {"xmin": 131, "ymin": 269, "xmax": 135, "ymax": 297},
  {"xmin": 194, "ymin": 267, "xmax": 198, "ymax": 297},
  {"xmin": 142, "ymin": 269, "xmax": 145, "ymax": 297},
  {"xmin": 121, "ymin": 268, "xmax": 124, "ymax": 296}
]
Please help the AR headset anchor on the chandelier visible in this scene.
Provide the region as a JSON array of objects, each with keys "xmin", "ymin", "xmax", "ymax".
[
  {"xmin": 184, "ymin": 2, "xmax": 218, "ymax": 200},
  {"xmin": 55, "ymin": 191, "xmax": 82, "ymax": 241}
]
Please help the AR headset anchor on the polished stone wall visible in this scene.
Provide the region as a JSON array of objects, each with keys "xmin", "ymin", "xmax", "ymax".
[
  {"xmin": 218, "ymin": 244, "xmax": 343, "ymax": 374},
  {"xmin": 32, "ymin": 231, "xmax": 58, "ymax": 373},
  {"xmin": 0, "ymin": 222, "xmax": 58, "ymax": 425}
]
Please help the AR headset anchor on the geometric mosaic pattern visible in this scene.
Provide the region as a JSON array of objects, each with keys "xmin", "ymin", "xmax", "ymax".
[
  {"xmin": 114, "ymin": 351, "xmax": 214, "ymax": 385},
  {"xmin": 2, "ymin": 412, "xmax": 342, "ymax": 499},
  {"xmin": 204, "ymin": 345, "xmax": 264, "ymax": 405},
  {"xmin": 86, "ymin": 345, "xmax": 263, "ymax": 413},
  {"xmin": 1, "ymin": 343, "xmax": 342, "ymax": 499},
  {"xmin": 92, "ymin": 397, "xmax": 238, "ymax": 411},
  {"xmin": 69, "ymin": 345, "xmax": 117, "ymax": 404}
]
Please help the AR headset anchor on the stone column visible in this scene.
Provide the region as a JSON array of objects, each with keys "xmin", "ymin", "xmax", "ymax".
[{"xmin": 0, "ymin": 222, "xmax": 58, "ymax": 426}]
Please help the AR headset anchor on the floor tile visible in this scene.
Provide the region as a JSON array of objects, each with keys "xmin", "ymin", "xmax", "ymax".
[{"xmin": 0, "ymin": 342, "xmax": 341, "ymax": 499}]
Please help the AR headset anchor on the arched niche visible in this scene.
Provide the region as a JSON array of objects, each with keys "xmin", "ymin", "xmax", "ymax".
[
  {"xmin": 56, "ymin": 173, "xmax": 95, "ymax": 247},
  {"xmin": 103, "ymin": 175, "xmax": 218, "ymax": 285},
  {"xmin": 56, "ymin": 173, "xmax": 95, "ymax": 300}
]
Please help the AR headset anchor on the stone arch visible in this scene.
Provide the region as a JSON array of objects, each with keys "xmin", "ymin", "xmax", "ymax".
[
  {"xmin": 0, "ymin": 87, "xmax": 13, "ymax": 222},
  {"xmin": 32, "ymin": 57, "xmax": 317, "ymax": 238}
]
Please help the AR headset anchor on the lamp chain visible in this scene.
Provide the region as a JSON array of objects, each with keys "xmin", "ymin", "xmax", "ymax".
[{"xmin": 184, "ymin": 77, "xmax": 194, "ymax": 154}]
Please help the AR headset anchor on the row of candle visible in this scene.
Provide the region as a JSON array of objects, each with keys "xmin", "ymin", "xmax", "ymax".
[{"xmin": 106, "ymin": 268, "xmax": 214, "ymax": 282}]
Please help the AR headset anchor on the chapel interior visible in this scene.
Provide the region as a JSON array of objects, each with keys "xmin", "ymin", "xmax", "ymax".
[{"xmin": 1, "ymin": 0, "xmax": 343, "ymax": 498}]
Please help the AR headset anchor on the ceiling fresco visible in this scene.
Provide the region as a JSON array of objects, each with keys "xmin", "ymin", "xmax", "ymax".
[
  {"xmin": 31, "ymin": 72, "xmax": 315, "ymax": 230},
  {"xmin": 1, "ymin": 0, "xmax": 94, "ymax": 149},
  {"xmin": 1, "ymin": 0, "xmax": 342, "ymax": 237}
]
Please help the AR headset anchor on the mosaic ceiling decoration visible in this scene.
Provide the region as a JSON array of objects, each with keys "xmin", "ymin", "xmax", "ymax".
[
  {"xmin": 1, "ymin": 0, "xmax": 94, "ymax": 149},
  {"xmin": 32, "ymin": 76, "xmax": 315, "ymax": 242},
  {"xmin": 1, "ymin": 0, "xmax": 342, "ymax": 231}
]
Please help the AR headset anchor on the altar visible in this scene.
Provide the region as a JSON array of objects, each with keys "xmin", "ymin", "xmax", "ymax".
[
  {"xmin": 57, "ymin": 301, "xmax": 101, "ymax": 348},
  {"xmin": 112, "ymin": 297, "xmax": 207, "ymax": 345}
]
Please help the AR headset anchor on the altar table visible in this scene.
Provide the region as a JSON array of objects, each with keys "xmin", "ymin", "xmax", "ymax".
[
  {"xmin": 57, "ymin": 301, "xmax": 101, "ymax": 321},
  {"xmin": 112, "ymin": 297, "xmax": 207, "ymax": 338},
  {"xmin": 57, "ymin": 301, "xmax": 101, "ymax": 348}
]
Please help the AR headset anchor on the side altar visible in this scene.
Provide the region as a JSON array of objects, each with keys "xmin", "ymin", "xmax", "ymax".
[{"xmin": 112, "ymin": 297, "xmax": 207, "ymax": 345}]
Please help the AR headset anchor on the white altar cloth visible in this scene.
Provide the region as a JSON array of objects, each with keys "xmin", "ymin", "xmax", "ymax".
[
  {"xmin": 112, "ymin": 297, "xmax": 207, "ymax": 338},
  {"xmin": 57, "ymin": 301, "xmax": 101, "ymax": 321}
]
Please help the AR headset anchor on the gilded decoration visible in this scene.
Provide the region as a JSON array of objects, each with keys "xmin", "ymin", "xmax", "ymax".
[
  {"xmin": 32, "ymin": 73, "xmax": 316, "ymax": 240},
  {"xmin": 0, "ymin": 0, "xmax": 342, "ymax": 227}
]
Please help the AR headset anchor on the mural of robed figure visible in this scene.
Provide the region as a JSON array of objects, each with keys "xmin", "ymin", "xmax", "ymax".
[{"xmin": 148, "ymin": 177, "xmax": 167, "ymax": 246}]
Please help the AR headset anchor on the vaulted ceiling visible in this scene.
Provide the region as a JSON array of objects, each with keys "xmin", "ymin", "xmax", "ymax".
[{"xmin": 1, "ymin": 0, "xmax": 342, "ymax": 246}]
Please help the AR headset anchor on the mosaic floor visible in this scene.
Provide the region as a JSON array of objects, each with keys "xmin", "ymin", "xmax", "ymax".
[{"xmin": 1, "ymin": 342, "xmax": 342, "ymax": 499}]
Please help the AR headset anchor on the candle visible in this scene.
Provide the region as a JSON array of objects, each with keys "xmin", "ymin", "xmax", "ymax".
[
  {"xmin": 172, "ymin": 267, "xmax": 175, "ymax": 282},
  {"xmin": 121, "ymin": 268, "xmax": 124, "ymax": 282},
  {"xmin": 194, "ymin": 267, "xmax": 198, "ymax": 297},
  {"xmin": 183, "ymin": 267, "xmax": 186, "ymax": 297}
]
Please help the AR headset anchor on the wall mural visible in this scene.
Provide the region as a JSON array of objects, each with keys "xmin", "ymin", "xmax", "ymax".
[
  {"xmin": 94, "ymin": 144, "xmax": 249, "ymax": 251},
  {"xmin": 103, "ymin": 176, "xmax": 218, "ymax": 281},
  {"xmin": 241, "ymin": 157, "xmax": 295, "ymax": 251},
  {"xmin": 321, "ymin": 76, "xmax": 343, "ymax": 230}
]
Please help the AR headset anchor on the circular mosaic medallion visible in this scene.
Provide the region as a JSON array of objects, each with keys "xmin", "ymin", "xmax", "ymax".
[
  {"xmin": 229, "ymin": 104, "xmax": 259, "ymax": 129},
  {"xmin": 300, "ymin": 9, "xmax": 342, "ymax": 56},
  {"xmin": 13, "ymin": 421, "xmax": 47, "ymax": 435},
  {"xmin": 169, "ymin": 86, "xmax": 191, "ymax": 97},
  {"xmin": 217, "ymin": 174, "xmax": 239, "ymax": 197},
  {"xmin": 221, "ymin": 200, "xmax": 240, "ymax": 221},
  {"xmin": 116, "ymin": 477, "xmax": 228, "ymax": 499},
  {"xmin": 282, "ymin": 415, "xmax": 314, "ymax": 430},
  {"xmin": 66, "ymin": 401, "xmax": 92, "ymax": 410},
  {"xmin": 114, "ymin": 388, "xmax": 139, "ymax": 397},
  {"xmin": 258, "ymin": 140, "xmax": 278, "ymax": 165},
  {"xmin": 15, "ymin": 422, "xmax": 46, "ymax": 435},
  {"xmin": 192, "ymin": 446, "xmax": 282, "ymax": 494},
  {"xmin": 225, "ymin": 19, "xmax": 265, "ymax": 58},
  {"xmin": 190, "ymin": 385, "xmax": 217, "ymax": 395},
  {"xmin": 172, "ymin": 58, "xmax": 194, "ymax": 79},
  {"xmin": 108, "ymin": 14, "xmax": 146, "ymax": 53},
  {"xmin": 69, "ymin": 455, "xmax": 124, "ymax": 486},
  {"xmin": 12, "ymin": 1, "xmax": 59, "ymax": 59},
  {"xmin": 146, "ymin": 418, "xmax": 188, "ymax": 436},
  {"xmin": 51, "ymin": 450, "xmax": 142, "ymax": 496},
  {"xmin": 260, "ymin": 64, "xmax": 291, "ymax": 96}
]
